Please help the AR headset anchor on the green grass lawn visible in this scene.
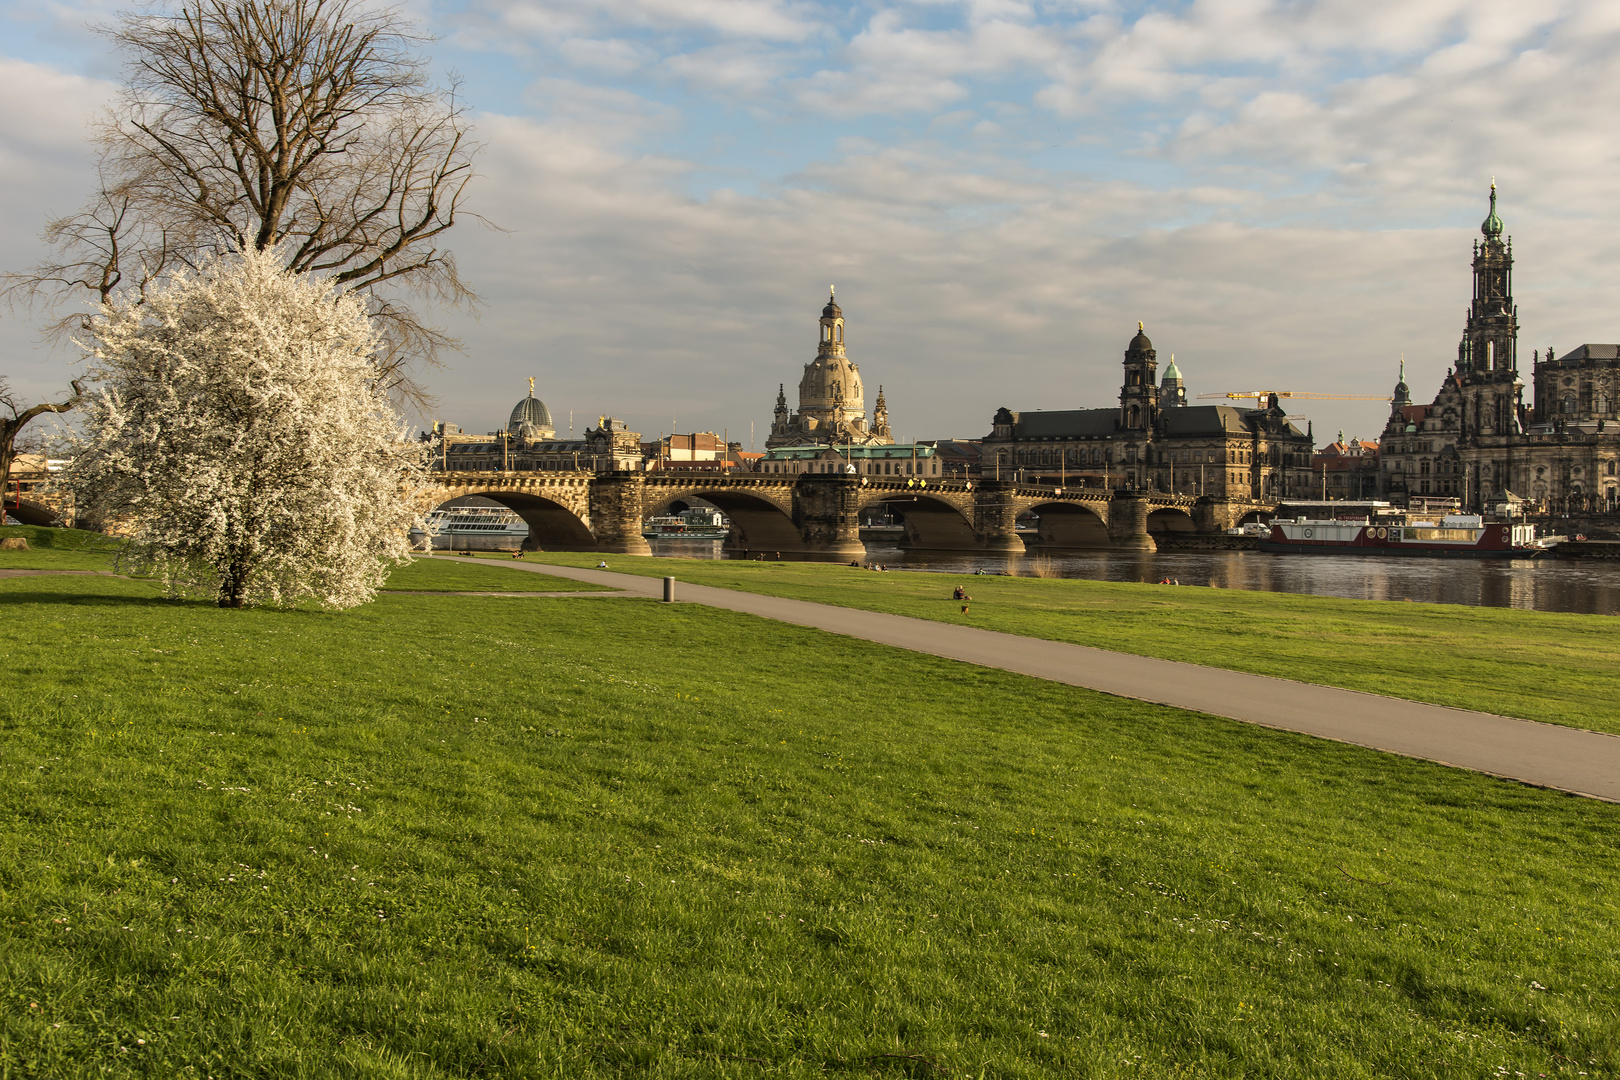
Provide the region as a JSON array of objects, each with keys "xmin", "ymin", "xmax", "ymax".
[
  {"xmin": 379, "ymin": 557, "xmax": 614, "ymax": 593},
  {"xmin": 2, "ymin": 572, "xmax": 1616, "ymax": 1078},
  {"xmin": 0, "ymin": 525, "xmax": 125, "ymax": 572},
  {"xmin": 521, "ymin": 553, "xmax": 1620, "ymax": 734},
  {"xmin": 0, "ymin": 527, "xmax": 605, "ymax": 594}
]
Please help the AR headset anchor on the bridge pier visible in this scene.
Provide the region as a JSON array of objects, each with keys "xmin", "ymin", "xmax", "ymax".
[
  {"xmin": 588, "ymin": 472, "xmax": 653, "ymax": 555},
  {"xmin": 1107, "ymin": 490, "xmax": 1157, "ymax": 551},
  {"xmin": 793, "ymin": 475, "xmax": 867, "ymax": 560},
  {"xmin": 1191, "ymin": 496, "xmax": 1273, "ymax": 534},
  {"xmin": 973, "ymin": 480, "xmax": 1025, "ymax": 552}
]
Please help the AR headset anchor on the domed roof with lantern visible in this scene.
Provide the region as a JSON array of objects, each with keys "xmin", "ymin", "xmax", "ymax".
[{"xmin": 508, "ymin": 381, "xmax": 555, "ymax": 440}]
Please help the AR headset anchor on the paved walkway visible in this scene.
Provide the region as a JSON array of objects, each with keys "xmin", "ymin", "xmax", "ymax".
[{"xmin": 441, "ymin": 557, "xmax": 1620, "ymax": 802}]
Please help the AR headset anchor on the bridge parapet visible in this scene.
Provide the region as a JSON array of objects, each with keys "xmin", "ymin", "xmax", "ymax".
[{"xmin": 422, "ymin": 470, "xmax": 1279, "ymax": 555}]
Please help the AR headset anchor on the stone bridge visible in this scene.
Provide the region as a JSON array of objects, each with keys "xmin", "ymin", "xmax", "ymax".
[{"xmin": 425, "ymin": 471, "xmax": 1277, "ymax": 558}]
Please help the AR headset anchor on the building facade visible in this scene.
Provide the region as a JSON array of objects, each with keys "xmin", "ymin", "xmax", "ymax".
[
  {"xmin": 981, "ymin": 325, "xmax": 1314, "ymax": 499},
  {"xmin": 1311, "ymin": 433, "xmax": 1381, "ymax": 501},
  {"xmin": 766, "ymin": 291, "xmax": 895, "ymax": 450},
  {"xmin": 759, "ymin": 443, "xmax": 941, "ymax": 478},
  {"xmin": 1380, "ymin": 185, "xmax": 1620, "ymax": 512},
  {"xmin": 427, "ymin": 385, "xmax": 643, "ymax": 473}
]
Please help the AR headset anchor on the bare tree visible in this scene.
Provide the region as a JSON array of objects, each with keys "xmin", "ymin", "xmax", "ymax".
[
  {"xmin": 1, "ymin": 377, "xmax": 82, "ymax": 517},
  {"xmin": 5, "ymin": 0, "xmax": 482, "ymax": 409}
]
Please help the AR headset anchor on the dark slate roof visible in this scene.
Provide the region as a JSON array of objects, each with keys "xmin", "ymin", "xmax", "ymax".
[
  {"xmin": 1555, "ymin": 344, "xmax": 1620, "ymax": 363},
  {"xmin": 1160, "ymin": 405, "xmax": 1251, "ymax": 436},
  {"xmin": 1010, "ymin": 409, "xmax": 1117, "ymax": 437}
]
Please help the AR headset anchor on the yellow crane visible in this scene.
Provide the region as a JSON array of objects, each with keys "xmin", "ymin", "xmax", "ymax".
[{"xmin": 1197, "ymin": 391, "xmax": 1393, "ymax": 403}]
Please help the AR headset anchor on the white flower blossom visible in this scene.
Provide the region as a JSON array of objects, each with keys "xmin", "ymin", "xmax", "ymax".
[{"xmin": 63, "ymin": 247, "xmax": 426, "ymax": 609}]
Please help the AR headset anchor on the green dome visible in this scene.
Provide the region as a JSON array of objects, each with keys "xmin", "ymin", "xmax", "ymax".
[
  {"xmin": 1481, "ymin": 183, "xmax": 1503, "ymax": 239},
  {"xmin": 1162, "ymin": 357, "xmax": 1183, "ymax": 382}
]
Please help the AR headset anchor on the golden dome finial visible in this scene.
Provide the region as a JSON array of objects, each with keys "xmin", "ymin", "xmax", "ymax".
[
  {"xmin": 1138, "ymin": 320, "xmax": 1144, "ymax": 333},
  {"xmin": 527, "ymin": 376, "xmax": 535, "ymax": 395}
]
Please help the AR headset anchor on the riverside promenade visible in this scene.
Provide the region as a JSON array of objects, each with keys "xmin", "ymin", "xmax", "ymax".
[{"xmin": 442, "ymin": 557, "xmax": 1620, "ymax": 803}]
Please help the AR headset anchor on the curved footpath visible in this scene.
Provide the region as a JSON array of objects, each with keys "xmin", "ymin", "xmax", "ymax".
[{"xmin": 442, "ymin": 557, "xmax": 1620, "ymax": 803}]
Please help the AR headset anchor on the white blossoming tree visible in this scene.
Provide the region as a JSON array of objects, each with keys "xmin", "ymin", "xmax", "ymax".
[{"xmin": 66, "ymin": 247, "xmax": 426, "ymax": 608}]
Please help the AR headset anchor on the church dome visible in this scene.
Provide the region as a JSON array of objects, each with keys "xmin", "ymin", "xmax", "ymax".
[
  {"xmin": 800, "ymin": 354, "xmax": 863, "ymax": 411},
  {"xmin": 1129, "ymin": 322, "xmax": 1153, "ymax": 353},
  {"xmin": 822, "ymin": 292, "xmax": 842, "ymax": 320},
  {"xmin": 510, "ymin": 392, "xmax": 553, "ymax": 432},
  {"xmin": 1482, "ymin": 182, "xmax": 1503, "ymax": 239}
]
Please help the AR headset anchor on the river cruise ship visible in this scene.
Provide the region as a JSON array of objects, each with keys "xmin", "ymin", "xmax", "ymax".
[
  {"xmin": 1258, "ymin": 514, "xmax": 1541, "ymax": 557},
  {"xmin": 411, "ymin": 505, "xmax": 529, "ymax": 551}
]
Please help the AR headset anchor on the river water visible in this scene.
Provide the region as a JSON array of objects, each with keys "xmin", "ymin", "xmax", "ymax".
[{"xmin": 646, "ymin": 538, "xmax": 1620, "ymax": 616}]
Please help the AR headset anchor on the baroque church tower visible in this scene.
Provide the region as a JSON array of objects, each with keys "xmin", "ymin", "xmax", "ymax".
[
  {"xmin": 1456, "ymin": 182, "xmax": 1524, "ymax": 436},
  {"xmin": 1119, "ymin": 322, "xmax": 1159, "ymax": 432}
]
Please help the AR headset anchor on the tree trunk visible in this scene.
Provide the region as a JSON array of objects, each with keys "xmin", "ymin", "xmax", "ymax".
[{"xmin": 0, "ymin": 381, "xmax": 82, "ymax": 517}]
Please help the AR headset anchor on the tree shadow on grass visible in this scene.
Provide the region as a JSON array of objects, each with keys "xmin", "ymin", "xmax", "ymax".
[{"xmin": 0, "ymin": 588, "xmax": 194, "ymax": 608}]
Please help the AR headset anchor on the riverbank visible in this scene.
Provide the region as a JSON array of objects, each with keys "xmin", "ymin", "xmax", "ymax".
[
  {"xmin": 2, "ymin": 568, "xmax": 1616, "ymax": 1077},
  {"xmin": 507, "ymin": 552, "xmax": 1620, "ymax": 734}
]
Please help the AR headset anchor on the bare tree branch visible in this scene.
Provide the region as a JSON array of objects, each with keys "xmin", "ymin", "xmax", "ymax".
[
  {"xmin": 0, "ymin": 377, "xmax": 83, "ymax": 513},
  {"xmin": 4, "ymin": 0, "xmax": 488, "ymax": 410}
]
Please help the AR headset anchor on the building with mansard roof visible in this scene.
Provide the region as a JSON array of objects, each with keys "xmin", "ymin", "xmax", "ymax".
[
  {"xmin": 980, "ymin": 324, "xmax": 1314, "ymax": 499},
  {"xmin": 1379, "ymin": 184, "xmax": 1620, "ymax": 512}
]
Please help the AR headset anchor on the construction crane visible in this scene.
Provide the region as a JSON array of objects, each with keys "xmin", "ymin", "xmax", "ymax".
[{"xmin": 1197, "ymin": 391, "xmax": 1393, "ymax": 403}]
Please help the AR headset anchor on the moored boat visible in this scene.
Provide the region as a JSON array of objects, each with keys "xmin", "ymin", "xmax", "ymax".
[
  {"xmin": 642, "ymin": 507, "xmax": 732, "ymax": 539},
  {"xmin": 411, "ymin": 505, "xmax": 530, "ymax": 550},
  {"xmin": 1257, "ymin": 514, "xmax": 1542, "ymax": 557}
]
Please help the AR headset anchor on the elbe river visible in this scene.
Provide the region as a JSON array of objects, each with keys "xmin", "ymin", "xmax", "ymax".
[{"xmin": 646, "ymin": 538, "xmax": 1620, "ymax": 616}]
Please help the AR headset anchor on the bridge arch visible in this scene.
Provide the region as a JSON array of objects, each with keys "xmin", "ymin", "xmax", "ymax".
[
  {"xmin": 857, "ymin": 490, "xmax": 976, "ymax": 550},
  {"xmin": 648, "ymin": 484, "xmax": 800, "ymax": 553},
  {"xmin": 1146, "ymin": 506, "xmax": 1197, "ymax": 538},
  {"xmin": 4, "ymin": 498, "xmax": 58, "ymax": 527},
  {"xmin": 1021, "ymin": 500, "xmax": 1110, "ymax": 549},
  {"xmin": 429, "ymin": 488, "xmax": 596, "ymax": 550}
]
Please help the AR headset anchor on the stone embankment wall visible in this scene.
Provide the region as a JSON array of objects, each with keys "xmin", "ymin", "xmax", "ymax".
[
  {"xmin": 1549, "ymin": 540, "xmax": 1620, "ymax": 559},
  {"xmin": 1154, "ymin": 534, "xmax": 1259, "ymax": 552}
]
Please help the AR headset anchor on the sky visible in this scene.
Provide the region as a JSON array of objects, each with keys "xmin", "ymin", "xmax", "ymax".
[{"xmin": 6, "ymin": 0, "xmax": 1620, "ymax": 449}]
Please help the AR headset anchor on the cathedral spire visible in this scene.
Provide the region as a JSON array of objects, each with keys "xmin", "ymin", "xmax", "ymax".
[
  {"xmin": 1460, "ymin": 182, "xmax": 1516, "ymax": 378},
  {"xmin": 1482, "ymin": 178, "xmax": 1503, "ymax": 239},
  {"xmin": 1391, "ymin": 354, "xmax": 1412, "ymax": 419}
]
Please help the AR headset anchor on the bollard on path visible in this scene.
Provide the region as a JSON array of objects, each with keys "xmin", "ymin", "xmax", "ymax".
[{"xmin": 663, "ymin": 576, "xmax": 676, "ymax": 603}]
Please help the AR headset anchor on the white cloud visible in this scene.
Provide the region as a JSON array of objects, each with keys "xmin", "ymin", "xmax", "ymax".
[
  {"xmin": 10, "ymin": 1, "xmax": 1620, "ymax": 453},
  {"xmin": 459, "ymin": 0, "xmax": 822, "ymax": 48}
]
